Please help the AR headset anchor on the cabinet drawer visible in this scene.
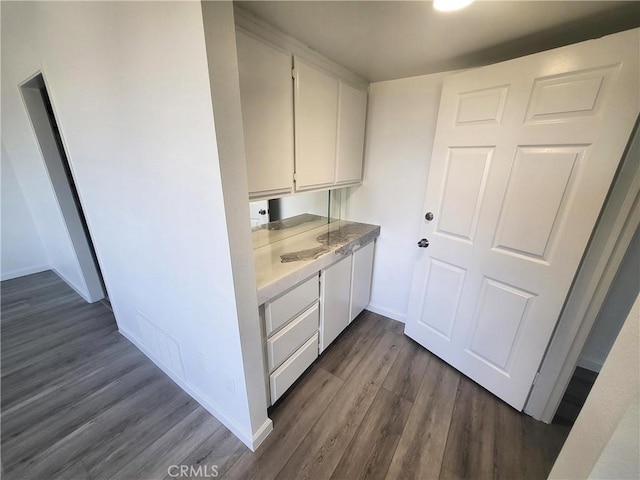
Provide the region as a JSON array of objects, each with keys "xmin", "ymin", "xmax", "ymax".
[
  {"xmin": 265, "ymin": 275, "xmax": 319, "ymax": 336},
  {"xmin": 267, "ymin": 302, "xmax": 319, "ymax": 372},
  {"xmin": 270, "ymin": 333, "xmax": 318, "ymax": 404}
]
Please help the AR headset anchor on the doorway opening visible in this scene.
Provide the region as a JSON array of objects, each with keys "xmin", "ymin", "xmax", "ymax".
[
  {"xmin": 20, "ymin": 73, "xmax": 107, "ymax": 304},
  {"xmin": 553, "ymin": 224, "xmax": 639, "ymax": 426}
]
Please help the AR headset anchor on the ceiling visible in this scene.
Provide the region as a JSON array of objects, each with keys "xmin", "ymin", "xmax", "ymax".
[{"xmin": 236, "ymin": 1, "xmax": 640, "ymax": 82}]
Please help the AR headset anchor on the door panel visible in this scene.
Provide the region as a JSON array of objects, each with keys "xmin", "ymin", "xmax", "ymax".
[
  {"xmin": 437, "ymin": 147, "xmax": 493, "ymax": 242},
  {"xmin": 455, "ymin": 85, "xmax": 509, "ymax": 125},
  {"xmin": 524, "ymin": 65, "xmax": 619, "ymax": 124},
  {"xmin": 418, "ymin": 258, "xmax": 466, "ymax": 341},
  {"xmin": 406, "ymin": 29, "xmax": 639, "ymax": 410},
  {"xmin": 467, "ymin": 278, "xmax": 534, "ymax": 372},
  {"xmin": 492, "ymin": 146, "xmax": 584, "ymax": 261}
]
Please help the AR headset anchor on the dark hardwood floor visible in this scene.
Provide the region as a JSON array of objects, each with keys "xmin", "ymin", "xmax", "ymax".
[
  {"xmin": 1, "ymin": 271, "xmax": 570, "ymax": 479},
  {"xmin": 553, "ymin": 366, "xmax": 599, "ymax": 427}
]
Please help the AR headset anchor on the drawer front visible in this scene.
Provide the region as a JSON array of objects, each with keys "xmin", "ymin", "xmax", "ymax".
[
  {"xmin": 267, "ymin": 302, "xmax": 319, "ymax": 372},
  {"xmin": 270, "ymin": 333, "xmax": 318, "ymax": 404},
  {"xmin": 265, "ymin": 275, "xmax": 319, "ymax": 336}
]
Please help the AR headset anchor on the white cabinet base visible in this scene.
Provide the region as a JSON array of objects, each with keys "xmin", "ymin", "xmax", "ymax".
[{"xmin": 263, "ymin": 239, "xmax": 376, "ymax": 404}]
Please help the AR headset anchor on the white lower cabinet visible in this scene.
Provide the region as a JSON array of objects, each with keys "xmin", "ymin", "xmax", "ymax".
[
  {"xmin": 267, "ymin": 303, "xmax": 319, "ymax": 372},
  {"xmin": 262, "ymin": 240, "xmax": 376, "ymax": 404},
  {"xmin": 263, "ymin": 275, "xmax": 320, "ymax": 405},
  {"xmin": 350, "ymin": 241, "xmax": 375, "ymax": 322},
  {"xmin": 269, "ymin": 333, "xmax": 318, "ymax": 404},
  {"xmin": 320, "ymin": 254, "xmax": 352, "ymax": 352},
  {"xmin": 320, "ymin": 240, "xmax": 375, "ymax": 352},
  {"xmin": 264, "ymin": 275, "xmax": 318, "ymax": 336}
]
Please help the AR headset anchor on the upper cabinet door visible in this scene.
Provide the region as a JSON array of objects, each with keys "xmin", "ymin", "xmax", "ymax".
[
  {"xmin": 236, "ymin": 30, "xmax": 294, "ymax": 200},
  {"xmin": 294, "ymin": 57, "xmax": 339, "ymax": 191},
  {"xmin": 336, "ymin": 81, "xmax": 367, "ymax": 185}
]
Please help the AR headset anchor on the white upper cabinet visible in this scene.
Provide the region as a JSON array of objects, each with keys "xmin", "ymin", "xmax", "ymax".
[
  {"xmin": 294, "ymin": 57, "xmax": 340, "ymax": 191},
  {"xmin": 336, "ymin": 81, "xmax": 368, "ymax": 185},
  {"xmin": 236, "ymin": 29, "xmax": 294, "ymax": 200},
  {"xmin": 235, "ymin": 8, "xmax": 368, "ymax": 199}
]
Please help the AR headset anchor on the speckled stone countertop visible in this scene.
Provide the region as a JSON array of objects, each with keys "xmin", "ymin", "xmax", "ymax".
[{"xmin": 253, "ymin": 215, "xmax": 380, "ymax": 304}]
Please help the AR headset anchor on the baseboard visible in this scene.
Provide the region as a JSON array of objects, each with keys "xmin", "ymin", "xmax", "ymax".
[
  {"xmin": 252, "ymin": 417, "xmax": 274, "ymax": 451},
  {"xmin": 366, "ymin": 303, "xmax": 407, "ymax": 323},
  {"xmin": 50, "ymin": 267, "xmax": 94, "ymax": 303},
  {"xmin": 1, "ymin": 264, "xmax": 49, "ymax": 281},
  {"xmin": 119, "ymin": 326, "xmax": 269, "ymax": 450},
  {"xmin": 576, "ymin": 356, "xmax": 603, "ymax": 373}
]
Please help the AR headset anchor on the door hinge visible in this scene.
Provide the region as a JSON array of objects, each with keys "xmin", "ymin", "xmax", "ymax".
[
  {"xmin": 532, "ymin": 371, "xmax": 541, "ymax": 387},
  {"xmin": 293, "ymin": 172, "xmax": 297, "ymax": 182},
  {"xmin": 292, "ymin": 68, "xmax": 297, "ymax": 79}
]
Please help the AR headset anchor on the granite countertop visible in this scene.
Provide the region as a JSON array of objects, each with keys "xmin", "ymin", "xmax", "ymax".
[{"xmin": 253, "ymin": 215, "xmax": 380, "ymax": 304}]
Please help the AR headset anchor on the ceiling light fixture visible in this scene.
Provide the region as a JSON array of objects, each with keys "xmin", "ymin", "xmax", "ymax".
[{"xmin": 433, "ymin": 0, "xmax": 474, "ymax": 12}]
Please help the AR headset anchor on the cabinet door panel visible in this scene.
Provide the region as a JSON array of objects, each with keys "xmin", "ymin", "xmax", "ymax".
[
  {"xmin": 294, "ymin": 57, "xmax": 339, "ymax": 191},
  {"xmin": 336, "ymin": 82, "xmax": 367, "ymax": 185},
  {"xmin": 350, "ymin": 241, "xmax": 375, "ymax": 322},
  {"xmin": 236, "ymin": 30, "xmax": 294, "ymax": 199},
  {"xmin": 320, "ymin": 255, "xmax": 352, "ymax": 352}
]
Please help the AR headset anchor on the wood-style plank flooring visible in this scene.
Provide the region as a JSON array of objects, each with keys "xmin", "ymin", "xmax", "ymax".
[
  {"xmin": 553, "ymin": 366, "xmax": 598, "ymax": 427},
  {"xmin": 1, "ymin": 271, "xmax": 570, "ymax": 479}
]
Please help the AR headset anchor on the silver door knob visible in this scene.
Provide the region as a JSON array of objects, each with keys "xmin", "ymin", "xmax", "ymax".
[
  {"xmin": 258, "ymin": 209, "xmax": 267, "ymax": 215},
  {"xmin": 417, "ymin": 238, "xmax": 430, "ymax": 248},
  {"xmin": 425, "ymin": 212, "xmax": 434, "ymax": 221}
]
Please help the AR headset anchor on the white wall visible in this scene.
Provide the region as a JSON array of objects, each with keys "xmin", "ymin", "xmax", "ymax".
[
  {"xmin": 590, "ymin": 395, "xmax": 639, "ymax": 479},
  {"xmin": 578, "ymin": 226, "xmax": 640, "ymax": 372},
  {"xmin": 346, "ymin": 72, "xmax": 449, "ymax": 321},
  {"xmin": 1, "ymin": 143, "xmax": 48, "ymax": 279},
  {"xmin": 279, "ymin": 190, "xmax": 329, "ymax": 219},
  {"xmin": 1, "ymin": 1, "xmax": 266, "ymax": 449},
  {"xmin": 550, "ymin": 294, "xmax": 640, "ymax": 479},
  {"xmin": 201, "ymin": 1, "xmax": 271, "ymax": 447},
  {"xmin": 1, "ymin": 29, "xmax": 88, "ymax": 296}
]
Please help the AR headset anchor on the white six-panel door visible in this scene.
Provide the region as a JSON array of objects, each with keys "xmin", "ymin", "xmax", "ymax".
[{"xmin": 405, "ymin": 29, "xmax": 639, "ymax": 410}]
